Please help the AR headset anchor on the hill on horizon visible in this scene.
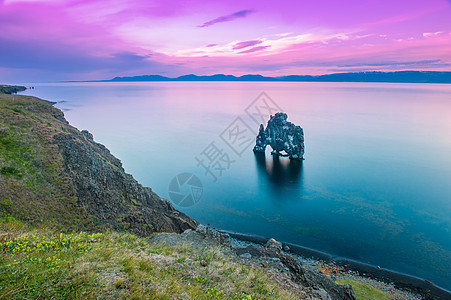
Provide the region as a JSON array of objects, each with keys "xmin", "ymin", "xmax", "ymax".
[{"xmin": 109, "ymin": 71, "xmax": 451, "ymax": 84}]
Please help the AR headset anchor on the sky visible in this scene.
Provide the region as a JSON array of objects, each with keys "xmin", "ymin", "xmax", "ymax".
[{"xmin": 1, "ymin": 0, "xmax": 451, "ymax": 81}]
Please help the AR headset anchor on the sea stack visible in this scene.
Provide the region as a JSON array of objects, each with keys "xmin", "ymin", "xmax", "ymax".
[{"xmin": 253, "ymin": 112, "xmax": 305, "ymax": 159}]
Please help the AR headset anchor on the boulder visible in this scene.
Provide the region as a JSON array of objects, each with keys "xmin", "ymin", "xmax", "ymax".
[{"xmin": 265, "ymin": 238, "xmax": 283, "ymax": 250}]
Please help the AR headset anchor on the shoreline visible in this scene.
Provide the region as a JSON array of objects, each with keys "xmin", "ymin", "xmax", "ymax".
[
  {"xmin": 222, "ymin": 230, "xmax": 451, "ymax": 299},
  {"xmin": 3, "ymin": 87, "xmax": 449, "ymax": 299}
]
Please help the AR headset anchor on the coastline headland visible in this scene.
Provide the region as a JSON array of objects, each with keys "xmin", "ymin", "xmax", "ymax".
[{"xmin": 0, "ymin": 85, "xmax": 27, "ymax": 94}]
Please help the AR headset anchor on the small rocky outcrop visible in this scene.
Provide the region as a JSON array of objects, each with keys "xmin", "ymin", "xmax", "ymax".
[
  {"xmin": 253, "ymin": 112, "xmax": 304, "ymax": 159},
  {"xmin": 0, "ymin": 85, "xmax": 26, "ymax": 94},
  {"xmin": 277, "ymin": 252, "xmax": 356, "ymax": 300}
]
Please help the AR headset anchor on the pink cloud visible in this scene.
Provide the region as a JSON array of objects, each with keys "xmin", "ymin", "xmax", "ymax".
[
  {"xmin": 197, "ymin": 9, "xmax": 255, "ymax": 28},
  {"xmin": 238, "ymin": 45, "xmax": 270, "ymax": 54},
  {"xmin": 233, "ymin": 40, "xmax": 262, "ymax": 50}
]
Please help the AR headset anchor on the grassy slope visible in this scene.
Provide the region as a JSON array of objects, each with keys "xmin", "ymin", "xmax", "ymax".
[
  {"xmin": 336, "ymin": 279, "xmax": 390, "ymax": 300},
  {"xmin": 0, "ymin": 218, "xmax": 299, "ymax": 299},
  {"xmin": 0, "ymin": 93, "xmax": 99, "ymax": 232}
]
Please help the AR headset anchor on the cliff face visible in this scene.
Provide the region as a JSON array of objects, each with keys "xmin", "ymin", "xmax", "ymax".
[
  {"xmin": 0, "ymin": 92, "xmax": 196, "ymax": 235},
  {"xmin": 53, "ymin": 130, "xmax": 196, "ymax": 235}
]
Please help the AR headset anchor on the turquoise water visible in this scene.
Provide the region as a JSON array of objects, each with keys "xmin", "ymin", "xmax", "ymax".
[{"xmin": 23, "ymin": 82, "xmax": 451, "ymax": 289}]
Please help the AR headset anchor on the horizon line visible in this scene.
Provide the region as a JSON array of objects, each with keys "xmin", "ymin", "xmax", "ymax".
[{"xmin": 65, "ymin": 70, "xmax": 451, "ymax": 84}]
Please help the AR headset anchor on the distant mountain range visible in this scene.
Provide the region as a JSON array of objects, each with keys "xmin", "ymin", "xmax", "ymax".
[{"xmin": 109, "ymin": 71, "xmax": 451, "ymax": 84}]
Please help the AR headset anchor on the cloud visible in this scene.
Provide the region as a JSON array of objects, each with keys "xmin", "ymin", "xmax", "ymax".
[
  {"xmin": 172, "ymin": 33, "xmax": 315, "ymax": 57},
  {"xmin": 0, "ymin": 33, "xmax": 181, "ymax": 81},
  {"xmin": 206, "ymin": 44, "xmax": 217, "ymax": 47},
  {"xmin": 233, "ymin": 40, "xmax": 262, "ymax": 50},
  {"xmin": 0, "ymin": 37, "xmax": 149, "ymax": 71},
  {"xmin": 338, "ymin": 59, "xmax": 442, "ymax": 68},
  {"xmin": 238, "ymin": 45, "xmax": 270, "ymax": 54},
  {"xmin": 423, "ymin": 31, "xmax": 444, "ymax": 38},
  {"xmin": 197, "ymin": 9, "xmax": 255, "ymax": 28}
]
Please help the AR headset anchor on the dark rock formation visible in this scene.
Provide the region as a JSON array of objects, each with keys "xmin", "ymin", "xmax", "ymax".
[
  {"xmin": 0, "ymin": 85, "xmax": 26, "ymax": 94},
  {"xmin": 234, "ymin": 245, "xmax": 356, "ymax": 300},
  {"xmin": 253, "ymin": 112, "xmax": 304, "ymax": 159},
  {"xmin": 53, "ymin": 129, "xmax": 197, "ymax": 236}
]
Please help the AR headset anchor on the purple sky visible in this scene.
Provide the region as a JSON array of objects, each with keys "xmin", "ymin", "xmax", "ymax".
[{"xmin": 1, "ymin": 0, "xmax": 451, "ymax": 81}]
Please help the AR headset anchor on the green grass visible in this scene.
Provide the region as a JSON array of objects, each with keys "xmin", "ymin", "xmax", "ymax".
[
  {"xmin": 336, "ymin": 279, "xmax": 391, "ymax": 300},
  {"xmin": 0, "ymin": 217, "xmax": 299, "ymax": 299}
]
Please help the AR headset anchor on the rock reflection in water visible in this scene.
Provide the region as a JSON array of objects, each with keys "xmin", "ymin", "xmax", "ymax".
[{"xmin": 254, "ymin": 152, "xmax": 304, "ymax": 199}]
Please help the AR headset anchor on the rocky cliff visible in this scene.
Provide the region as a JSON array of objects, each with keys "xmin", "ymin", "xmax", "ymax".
[
  {"xmin": 0, "ymin": 91, "xmax": 196, "ymax": 235},
  {"xmin": 53, "ymin": 130, "xmax": 196, "ymax": 235}
]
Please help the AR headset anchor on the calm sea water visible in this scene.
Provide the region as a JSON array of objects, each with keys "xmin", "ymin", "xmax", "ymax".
[{"xmin": 23, "ymin": 82, "xmax": 451, "ymax": 290}]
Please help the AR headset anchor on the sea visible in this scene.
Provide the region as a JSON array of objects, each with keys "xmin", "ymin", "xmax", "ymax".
[{"xmin": 21, "ymin": 81, "xmax": 451, "ymax": 290}]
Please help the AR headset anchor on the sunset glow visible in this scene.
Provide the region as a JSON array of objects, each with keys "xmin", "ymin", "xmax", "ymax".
[{"xmin": 1, "ymin": 0, "xmax": 451, "ymax": 81}]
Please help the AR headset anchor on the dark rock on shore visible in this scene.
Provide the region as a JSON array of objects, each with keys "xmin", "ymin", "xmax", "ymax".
[
  {"xmin": 235, "ymin": 244, "xmax": 356, "ymax": 300},
  {"xmin": 226, "ymin": 232, "xmax": 448, "ymax": 299}
]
